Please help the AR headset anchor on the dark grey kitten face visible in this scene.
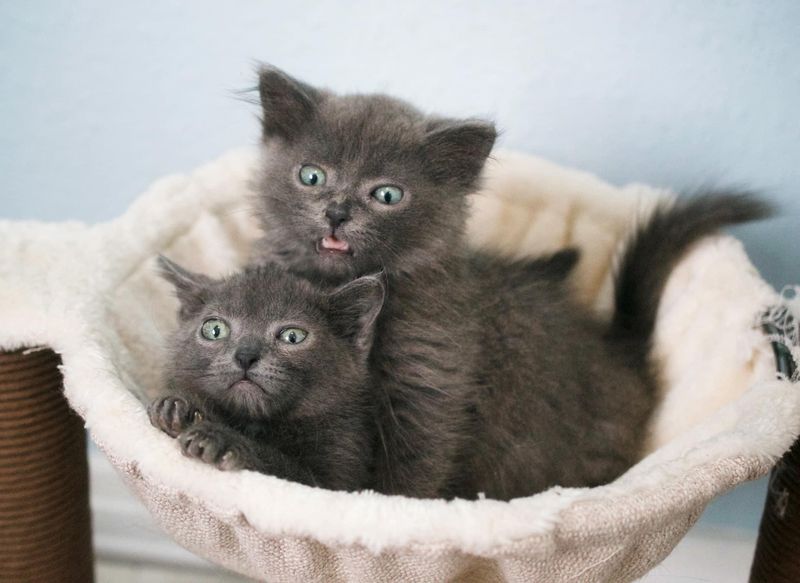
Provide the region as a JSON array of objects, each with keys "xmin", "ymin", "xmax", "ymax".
[
  {"xmin": 158, "ymin": 257, "xmax": 383, "ymax": 421},
  {"xmin": 255, "ymin": 65, "xmax": 497, "ymax": 280}
]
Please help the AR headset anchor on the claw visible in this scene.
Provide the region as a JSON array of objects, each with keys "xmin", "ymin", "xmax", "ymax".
[{"xmin": 219, "ymin": 450, "xmax": 242, "ymax": 471}]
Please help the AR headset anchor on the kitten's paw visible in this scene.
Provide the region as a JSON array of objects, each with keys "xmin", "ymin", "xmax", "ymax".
[
  {"xmin": 177, "ymin": 422, "xmax": 246, "ymax": 471},
  {"xmin": 147, "ymin": 396, "xmax": 200, "ymax": 438}
]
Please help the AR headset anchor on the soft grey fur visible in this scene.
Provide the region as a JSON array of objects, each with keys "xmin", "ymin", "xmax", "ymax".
[
  {"xmin": 150, "ymin": 258, "xmax": 383, "ymax": 491},
  {"xmin": 249, "ymin": 65, "xmax": 770, "ymax": 499}
]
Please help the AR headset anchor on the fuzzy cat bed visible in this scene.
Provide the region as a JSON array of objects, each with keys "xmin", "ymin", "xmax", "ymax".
[{"xmin": 1, "ymin": 148, "xmax": 798, "ymax": 582}]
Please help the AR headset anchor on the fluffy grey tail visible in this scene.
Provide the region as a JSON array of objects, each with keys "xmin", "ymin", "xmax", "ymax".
[{"xmin": 611, "ymin": 190, "xmax": 772, "ymax": 356}]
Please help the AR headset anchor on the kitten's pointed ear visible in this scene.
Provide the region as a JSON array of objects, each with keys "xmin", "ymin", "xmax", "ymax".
[
  {"xmin": 328, "ymin": 273, "xmax": 386, "ymax": 355},
  {"xmin": 258, "ymin": 64, "xmax": 323, "ymax": 141},
  {"xmin": 422, "ymin": 119, "xmax": 497, "ymax": 188},
  {"xmin": 157, "ymin": 256, "xmax": 212, "ymax": 319}
]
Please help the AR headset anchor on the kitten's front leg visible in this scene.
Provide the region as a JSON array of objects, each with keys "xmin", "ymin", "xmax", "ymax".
[
  {"xmin": 177, "ymin": 421, "xmax": 317, "ymax": 485},
  {"xmin": 147, "ymin": 395, "xmax": 204, "ymax": 438}
]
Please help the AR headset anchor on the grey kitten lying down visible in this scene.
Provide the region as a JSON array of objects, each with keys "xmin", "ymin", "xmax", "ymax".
[
  {"xmin": 150, "ymin": 258, "xmax": 383, "ymax": 489},
  {"xmin": 149, "ymin": 66, "xmax": 771, "ymax": 499},
  {"xmin": 149, "ymin": 251, "xmax": 577, "ymax": 492}
]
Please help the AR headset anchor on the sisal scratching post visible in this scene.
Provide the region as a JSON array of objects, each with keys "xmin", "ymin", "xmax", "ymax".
[{"xmin": 0, "ymin": 348, "xmax": 94, "ymax": 583}]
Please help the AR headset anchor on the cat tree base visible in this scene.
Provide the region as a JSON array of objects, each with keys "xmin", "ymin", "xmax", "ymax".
[
  {"xmin": 750, "ymin": 437, "xmax": 800, "ymax": 582},
  {"xmin": 0, "ymin": 348, "xmax": 94, "ymax": 583}
]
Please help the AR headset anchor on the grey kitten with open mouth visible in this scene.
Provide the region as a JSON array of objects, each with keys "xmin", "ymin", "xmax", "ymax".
[
  {"xmin": 251, "ymin": 65, "xmax": 496, "ymax": 496},
  {"xmin": 249, "ymin": 65, "xmax": 771, "ymax": 499}
]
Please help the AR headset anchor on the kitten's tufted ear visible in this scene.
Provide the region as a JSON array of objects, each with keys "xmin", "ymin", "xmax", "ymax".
[
  {"xmin": 421, "ymin": 119, "xmax": 497, "ymax": 188},
  {"xmin": 157, "ymin": 256, "xmax": 213, "ymax": 319},
  {"xmin": 258, "ymin": 64, "xmax": 323, "ymax": 141},
  {"xmin": 328, "ymin": 273, "xmax": 386, "ymax": 355}
]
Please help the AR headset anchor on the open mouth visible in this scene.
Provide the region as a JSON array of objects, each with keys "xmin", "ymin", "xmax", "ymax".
[{"xmin": 316, "ymin": 234, "xmax": 352, "ymax": 256}]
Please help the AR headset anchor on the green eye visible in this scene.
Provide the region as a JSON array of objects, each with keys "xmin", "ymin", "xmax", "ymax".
[
  {"xmin": 299, "ymin": 165, "xmax": 326, "ymax": 187},
  {"xmin": 278, "ymin": 327, "xmax": 308, "ymax": 345},
  {"xmin": 371, "ymin": 185, "xmax": 404, "ymax": 205},
  {"xmin": 201, "ymin": 318, "xmax": 230, "ymax": 341}
]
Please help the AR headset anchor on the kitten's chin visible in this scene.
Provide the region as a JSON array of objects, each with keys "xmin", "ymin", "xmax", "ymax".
[
  {"xmin": 230, "ymin": 379, "xmax": 264, "ymax": 394},
  {"xmin": 225, "ymin": 379, "xmax": 275, "ymax": 418}
]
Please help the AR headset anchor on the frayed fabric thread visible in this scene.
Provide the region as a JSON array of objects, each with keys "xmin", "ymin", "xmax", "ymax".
[{"xmin": 759, "ymin": 286, "xmax": 800, "ymax": 383}]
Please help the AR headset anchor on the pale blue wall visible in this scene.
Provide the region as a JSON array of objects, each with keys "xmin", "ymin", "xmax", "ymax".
[
  {"xmin": 2, "ymin": 0, "xmax": 798, "ymax": 531},
  {"xmin": 2, "ymin": 1, "xmax": 798, "ymax": 285}
]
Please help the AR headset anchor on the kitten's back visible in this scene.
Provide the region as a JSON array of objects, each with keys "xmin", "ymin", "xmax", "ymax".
[{"xmin": 461, "ymin": 192, "xmax": 772, "ymax": 499}]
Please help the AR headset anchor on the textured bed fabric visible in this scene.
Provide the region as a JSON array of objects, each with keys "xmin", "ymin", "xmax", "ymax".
[{"xmin": 0, "ymin": 148, "xmax": 797, "ymax": 582}]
